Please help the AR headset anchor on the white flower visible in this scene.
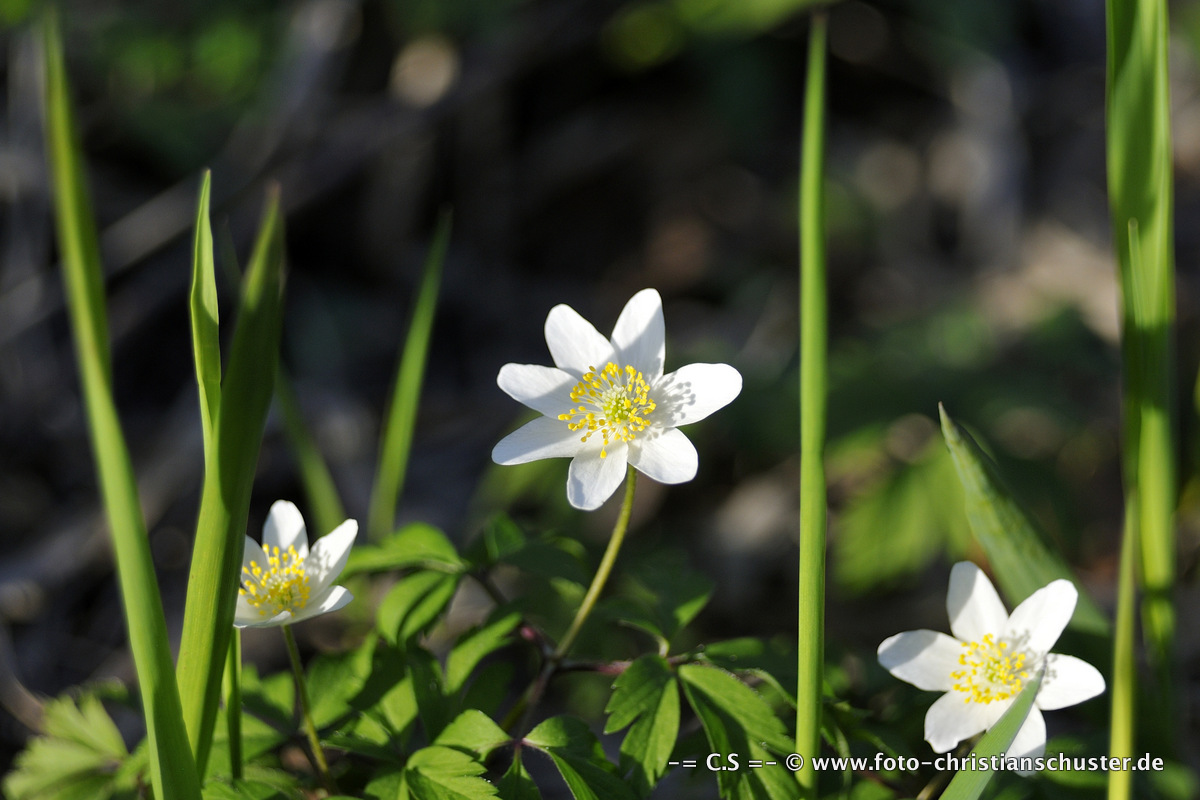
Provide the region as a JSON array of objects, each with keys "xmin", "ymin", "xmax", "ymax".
[
  {"xmin": 877, "ymin": 562, "xmax": 1105, "ymax": 769},
  {"xmin": 234, "ymin": 501, "xmax": 357, "ymax": 628},
  {"xmin": 492, "ymin": 288, "xmax": 742, "ymax": 510}
]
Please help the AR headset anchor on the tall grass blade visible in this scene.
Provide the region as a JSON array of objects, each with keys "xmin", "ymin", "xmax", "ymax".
[
  {"xmin": 276, "ymin": 366, "xmax": 347, "ymax": 536},
  {"xmin": 177, "ymin": 190, "xmax": 286, "ymax": 774},
  {"xmin": 40, "ymin": 11, "xmax": 200, "ymax": 798},
  {"xmin": 1107, "ymin": 501, "xmax": 1137, "ymax": 800},
  {"xmin": 795, "ymin": 14, "xmax": 828, "ymax": 799},
  {"xmin": 1106, "ymin": 0, "xmax": 1175, "ymax": 679},
  {"xmin": 937, "ymin": 668, "xmax": 1044, "ymax": 800},
  {"xmin": 191, "ymin": 171, "xmax": 221, "ymax": 455},
  {"xmin": 367, "ymin": 211, "xmax": 451, "ymax": 541},
  {"xmin": 938, "ymin": 405, "xmax": 1108, "ymax": 635},
  {"xmin": 223, "ymin": 630, "xmax": 244, "ymax": 781}
]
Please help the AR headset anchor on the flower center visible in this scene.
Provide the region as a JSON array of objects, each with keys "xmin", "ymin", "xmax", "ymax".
[
  {"xmin": 240, "ymin": 544, "xmax": 311, "ymax": 617},
  {"xmin": 951, "ymin": 633, "xmax": 1029, "ymax": 704},
  {"xmin": 557, "ymin": 362, "xmax": 657, "ymax": 458}
]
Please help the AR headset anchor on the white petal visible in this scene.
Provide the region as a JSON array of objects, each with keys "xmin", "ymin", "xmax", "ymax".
[
  {"xmin": 567, "ymin": 442, "xmax": 629, "ymax": 510},
  {"xmin": 545, "ymin": 304, "xmax": 615, "ymax": 377},
  {"xmin": 497, "ymin": 363, "xmax": 577, "ymax": 418},
  {"xmin": 654, "ymin": 363, "xmax": 742, "ymax": 427},
  {"xmin": 241, "ymin": 536, "xmax": 267, "ymax": 584},
  {"xmin": 1003, "ymin": 579, "xmax": 1076, "ymax": 657},
  {"xmin": 263, "ymin": 500, "xmax": 308, "ymax": 559},
  {"xmin": 924, "ymin": 691, "xmax": 1005, "ymax": 753},
  {"xmin": 233, "ymin": 595, "xmax": 291, "ymax": 629},
  {"xmin": 628, "ymin": 428, "xmax": 697, "ymax": 484},
  {"xmin": 305, "ymin": 519, "xmax": 358, "ymax": 596},
  {"xmin": 1007, "ymin": 706, "xmax": 1046, "ymax": 770},
  {"xmin": 611, "ymin": 289, "xmax": 665, "ymax": 380},
  {"xmin": 877, "ymin": 630, "xmax": 964, "ymax": 692},
  {"xmin": 287, "ymin": 585, "xmax": 354, "ymax": 625},
  {"xmin": 947, "ymin": 562, "xmax": 1008, "ymax": 643},
  {"xmin": 1036, "ymin": 653, "xmax": 1105, "ymax": 711},
  {"xmin": 493, "ymin": 417, "xmax": 582, "ymax": 465}
]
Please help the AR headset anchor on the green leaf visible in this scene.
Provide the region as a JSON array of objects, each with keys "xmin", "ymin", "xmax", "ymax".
[
  {"xmin": 40, "ymin": 12, "xmax": 200, "ymax": 798},
  {"xmin": 678, "ymin": 664, "xmax": 795, "ymax": 800},
  {"xmin": 377, "ymin": 571, "xmax": 460, "ymax": 645},
  {"xmin": 524, "ymin": 716, "xmax": 637, "ymax": 800},
  {"xmin": 937, "ymin": 668, "xmax": 1044, "ymax": 800},
  {"xmin": 465, "ymin": 514, "xmax": 527, "ymax": 566},
  {"xmin": 402, "ymin": 746, "xmax": 497, "ymax": 800},
  {"xmin": 604, "ymin": 655, "xmax": 679, "ymax": 796},
  {"xmin": 201, "ymin": 777, "xmax": 295, "ymax": 800},
  {"xmin": 609, "ymin": 554, "xmax": 712, "ymax": 646},
  {"xmin": 434, "ymin": 710, "xmax": 512, "ymax": 758},
  {"xmin": 306, "ymin": 643, "xmax": 373, "ymax": 729},
  {"xmin": 178, "ymin": 186, "xmax": 287, "ymax": 774},
  {"xmin": 938, "ymin": 406, "xmax": 1109, "ymax": 635},
  {"xmin": 699, "ymin": 637, "xmax": 798, "ymax": 707},
  {"xmin": 3, "ymin": 690, "xmax": 136, "ymax": 800},
  {"xmin": 444, "ymin": 613, "xmax": 521, "ymax": 695},
  {"xmin": 346, "ymin": 523, "xmax": 464, "ymax": 577},
  {"xmin": 368, "ymin": 211, "xmax": 452, "ymax": 541},
  {"xmin": 498, "ymin": 753, "xmax": 542, "ymax": 800}
]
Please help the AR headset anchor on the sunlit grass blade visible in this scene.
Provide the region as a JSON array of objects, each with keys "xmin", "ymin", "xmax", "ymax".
[
  {"xmin": 937, "ymin": 668, "xmax": 1044, "ymax": 800},
  {"xmin": 795, "ymin": 14, "xmax": 827, "ymax": 800},
  {"xmin": 177, "ymin": 189, "xmax": 286, "ymax": 774},
  {"xmin": 191, "ymin": 170, "xmax": 221, "ymax": 455},
  {"xmin": 1107, "ymin": 0, "xmax": 1175, "ymax": 685},
  {"xmin": 276, "ymin": 367, "xmax": 347, "ymax": 536},
  {"xmin": 938, "ymin": 405, "xmax": 1108, "ymax": 635},
  {"xmin": 1108, "ymin": 501, "xmax": 1137, "ymax": 800},
  {"xmin": 367, "ymin": 210, "xmax": 451, "ymax": 541},
  {"xmin": 40, "ymin": 11, "xmax": 200, "ymax": 799}
]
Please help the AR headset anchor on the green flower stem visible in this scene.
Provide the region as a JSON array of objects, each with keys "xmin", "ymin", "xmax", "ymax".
[
  {"xmin": 282, "ymin": 626, "xmax": 337, "ymax": 794},
  {"xmin": 796, "ymin": 13, "xmax": 829, "ymax": 800},
  {"xmin": 502, "ymin": 467, "xmax": 637, "ymax": 734},
  {"xmin": 223, "ymin": 630, "xmax": 243, "ymax": 782},
  {"xmin": 554, "ymin": 466, "xmax": 637, "ymax": 660}
]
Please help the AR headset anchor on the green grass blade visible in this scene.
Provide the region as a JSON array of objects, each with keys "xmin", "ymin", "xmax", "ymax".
[
  {"xmin": 938, "ymin": 668, "xmax": 1045, "ymax": 800},
  {"xmin": 1108, "ymin": 501, "xmax": 1137, "ymax": 800},
  {"xmin": 40, "ymin": 12, "xmax": 200, "ymax": 799},
  {"xmin": 367, "ymin": 211, "xmax": 451, "ymax": 541},
  {"xmin": 795, "ymin": 14, "xmax": 828, "ymax": 800},
  {"xmin": 276, "ymin": 366, "xmax": 347, "ymax": 536},
  {"xmin": 939, "ymin": 405, "xmax": 1109, "ymax": 635},
  {"xmin": 177, "ymin": 189, "xmax": 286, "ymax": 774},
  {"xmin": 191, "ymin": 171, "xmax": 221, "ymax": 456},
  {"xmin": 223, "ymin": 630, "xmax": 244, "ymax": 782},
  {"xmin": 1107, "ymin": 0, "xmax": 1175, "ymax": 679}
]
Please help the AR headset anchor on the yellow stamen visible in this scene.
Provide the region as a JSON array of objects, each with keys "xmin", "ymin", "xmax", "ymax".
[
  {"xmin": 557, "ymin": 362, "xmax": 656, "ymax": 458},
  {"xmin": 950, "ymin": 633, "xmax": 1029, "ymax": 704},
  {"xmin": 239, "ymin": 544, "xmax": 310, "ymax": 617}
]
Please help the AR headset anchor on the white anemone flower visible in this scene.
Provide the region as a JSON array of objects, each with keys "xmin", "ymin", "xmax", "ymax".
[
  {"xmin": 234, "ymin": 501, "xmax": 357, "ymax": 628},
  {"xmin": 492, "ymin": 288, "xmax": 742, "ymax": 510},
  {"xmin": 877, "ymin": 562, "xmax": 1105, "ymax": 769}
]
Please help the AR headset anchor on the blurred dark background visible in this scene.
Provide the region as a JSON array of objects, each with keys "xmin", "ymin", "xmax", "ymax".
[{"xmin": 2, "ymin": 0, "xmax": 1200, "ymax": 783}]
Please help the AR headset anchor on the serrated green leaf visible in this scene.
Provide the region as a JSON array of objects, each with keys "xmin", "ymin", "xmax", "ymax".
[
  {"xmin": 604, "ymin": 655, "xmax": 679, "ymax": 796},
  {"xmin": 678, "ymin": 664, "xmax": 794, "ymax": 800},
  {"xmin": 699, "ymin": 637, "xmax": 798, "ymax": 707},
  {"xmin": 306, "ymin": 643, "xmax": 373, "ymax": 729},
  {"xmin": 201, "ymin": 778, "xmax": 294, "ymax": 800},
  {"xmin": 524, "ymin": 716, "xmax": 637, "ymax": 800},
  {"xmin": 938, "ymin": 406, "xmax": 1108, "ymax": 635},
  {"xmin": 502, "ymin": 537, "xmax": 589, "ymax": 586},
  {"xmin": 368, "ymin": 211, "xmax": 452, "ymax": 541},
  {"xmin": 403, "ymin": 745, "xmax": 497, "ymax": 800},
  {"xmin": 378, "ymin": 571, "xmax": 460, "ymax": 645},
  {"xmin": 498, "ymin": 753, "xmax": 542, "ymax": 800},
  {"xmin": 466, "ymin": 514, "xmax": 527, "ymax": 566},
  {"xmin": 937, "ymin": 669, "xmax": 1043, "ymax": 800},
  {"xmin": 444, "ymin": 613, "xmax": 520, "ymax": 695},
  {"xmin": 434, "ymin": 710, "xmax": 512, "ymax": 758},
  {"xmin": 238, "ymin": 665, "xmax": 294, "ymax": 729},
  {"xmin": 346, "ymin": 523, "xmax": 464, "ymax": 577}
]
